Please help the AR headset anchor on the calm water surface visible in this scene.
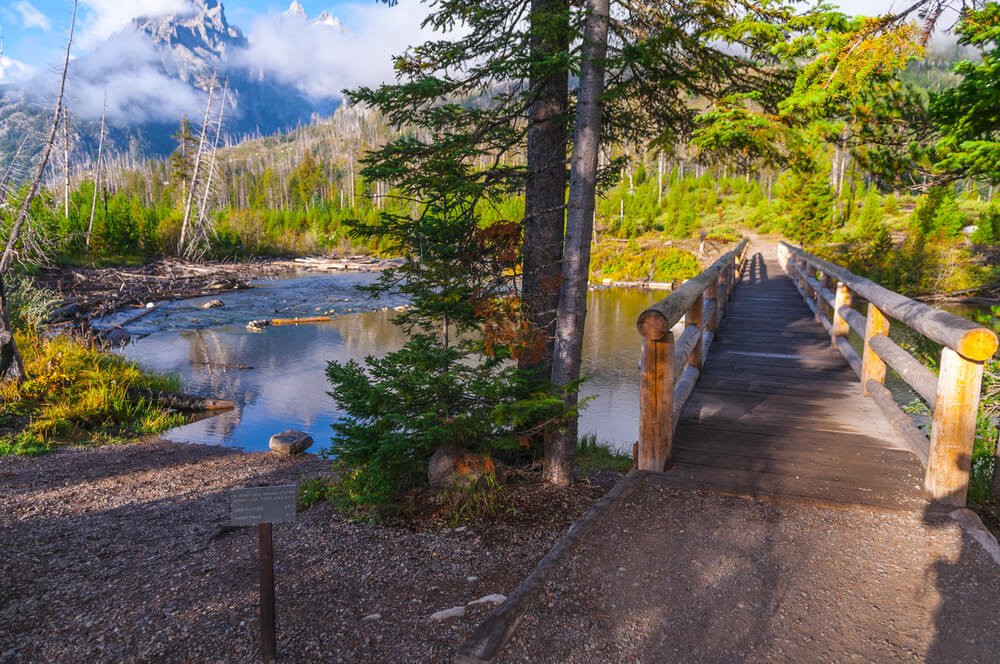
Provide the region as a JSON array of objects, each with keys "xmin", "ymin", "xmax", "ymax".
[{"xmin": 110, "ymin": 272, "xmax": 664, "ymax": 453}]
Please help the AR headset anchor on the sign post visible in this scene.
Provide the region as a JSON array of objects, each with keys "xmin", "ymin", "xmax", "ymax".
[{"xmin": 231, "ymin": 485, "xmax": 297, "ymax": 664}]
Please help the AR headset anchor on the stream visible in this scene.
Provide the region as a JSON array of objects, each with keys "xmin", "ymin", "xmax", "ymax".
[{"xmin": 105, "ymin": 272, "xmax": 666, "ymax": 454}]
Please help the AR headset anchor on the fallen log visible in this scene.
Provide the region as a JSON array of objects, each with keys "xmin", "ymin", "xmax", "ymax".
[
  {"xmin": 125, "ymin": 388, "xmax": 235, "ymax": 411},
  {"xmin": 270, "ymin": 316, "xmax": 332, "ymax": 326}
]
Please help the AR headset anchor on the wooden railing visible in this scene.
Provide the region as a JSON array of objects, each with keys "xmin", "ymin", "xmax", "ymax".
[
  {"xmin": 635, "ymin": 238, "xmax": 750, "ymax": 471},
  {"xmin": 778, "ymin": 241, "xmax": 999, "ymax": 506}
]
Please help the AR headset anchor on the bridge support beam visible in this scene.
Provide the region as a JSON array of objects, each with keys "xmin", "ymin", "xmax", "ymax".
[{"xmin": 925, "ymin": 348, "xmax": 984, "ymax": 506}]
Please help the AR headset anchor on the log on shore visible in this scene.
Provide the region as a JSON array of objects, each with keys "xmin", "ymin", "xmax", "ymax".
[{"xmin": 125, "ymin": 388, "xmax": 235, "ymax": 411}]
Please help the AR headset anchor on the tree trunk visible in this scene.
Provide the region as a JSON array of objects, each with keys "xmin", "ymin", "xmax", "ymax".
[
  {"xmin": 544, "ymin": 0, "xmax": 610, "ymax": 487},
  {"xmin": 522, "ymin": 0, "xmax": 570, "ymax": 372},
  {"xmin": 0, "ymin": 273, "xmax": 24, "ymax": 382}
]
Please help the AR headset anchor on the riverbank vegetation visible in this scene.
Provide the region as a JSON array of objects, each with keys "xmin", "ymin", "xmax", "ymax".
[{"xmin": 0, "ymin": 273, "xmax": 185, "ymax": 456}]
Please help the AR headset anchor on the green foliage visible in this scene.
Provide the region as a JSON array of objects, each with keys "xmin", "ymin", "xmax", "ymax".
[
  {"xmin": 590, "ymin": 242, "xmax": 700, "ymax": 284},
  {"xmin": 440, "ymin": 470, "xmax": 513, "ymax": 524},
  {"xmin": 775, "ymin": 167, "xmax": 836, "ymax": 248},
  {"xmin": 5, "ymin": 274, "xmax": 60, "ymax": 331},
  {"xmin": 297, "ymin": 477, "xmax": 335, "ymax": 509},
  {"xmin": 576, "ymin": 434, "xmax": 633, "ymax": 473},
  {"xmin": 0, "ymin": 333, "xmax": 185, "ymax": 455},
  {"xmin": 930, "ymin": 3, "xmax": 1000, "ymax": 184},
  {"xmin": 325, "ymin": 335, "xmax": 566, "ymax": 508}
]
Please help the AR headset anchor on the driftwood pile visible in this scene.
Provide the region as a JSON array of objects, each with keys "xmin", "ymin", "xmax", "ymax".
[{"xmin": 35, "ymin": 259, "xmax": 266, "ymax": 324}]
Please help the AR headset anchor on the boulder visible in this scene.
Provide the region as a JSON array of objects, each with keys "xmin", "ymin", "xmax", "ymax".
[
  {"xmin": 269, "ymin": 430, "xmax": 313, "ymax": 455},
  {"xmin": 200, "ymin": 299, "xmax": 225, "ymax": 309},
  {"xmin": 428, "ymin": 446, "xmax": 495, "ymax": 489}
]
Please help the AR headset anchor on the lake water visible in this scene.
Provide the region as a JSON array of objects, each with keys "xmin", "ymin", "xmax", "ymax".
[{"xmin": 108, "ymin": 272, "xmax": 665, "ymax": 454}]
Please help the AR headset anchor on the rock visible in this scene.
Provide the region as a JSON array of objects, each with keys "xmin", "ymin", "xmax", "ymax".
[
  {"xmin": 466, "ymin": 576, "xmax": 479, "ymax": 583},
  {"xmin": 200, "ymin": 299, "xmax": 225, "ymax": 309},
  {"xmin": 428, "ymin": 446, "xmax": 496, "ymax": 489},
  {"xmin": 102, "ymin": 328, "xmax": 132, "ymax": 346},
  {"xmin": 268, "ymin": 430, "xmax": 313, "ymax": 455},
  {"xmin": 429, "ymin": 606, "xmax": 465, "ymax": 621},
  {"xmin": 247, "ymin": 319, "xmax": 272, "ymax": 331},
  {"xmin": 361, "ymin": 613, "xmax": 381, "ymax": 621},
  {"xmin": 467, "ymin": 594, "xmax": 506, "ymax": 607}
]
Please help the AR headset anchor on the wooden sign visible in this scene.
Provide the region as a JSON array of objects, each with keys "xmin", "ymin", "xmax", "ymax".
[{"xmin": 230, "ymin": 485, "xmax": 297, "ymax": 526}]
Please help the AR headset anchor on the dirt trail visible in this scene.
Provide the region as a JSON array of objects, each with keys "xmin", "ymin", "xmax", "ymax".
[{"xmin": 497, "ymin": 476, "xmax": 1000, "ymax": 663}]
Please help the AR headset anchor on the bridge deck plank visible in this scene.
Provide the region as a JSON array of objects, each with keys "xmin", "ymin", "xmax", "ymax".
[{"xmin": 667, "ymin": 251, "xmax": 928, "ymax": 510}]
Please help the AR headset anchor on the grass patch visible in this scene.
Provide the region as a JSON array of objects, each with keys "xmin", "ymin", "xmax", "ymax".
[
  {"xmin": 576, "ymin": 434, "xmax": 633, "ymax": 473},
  {"xmin": 591, "ymin": 240, "xmax": 700, "ymax": 284},
  {"xmin": 0, "ymin": 332, "xmax": 187, "ymax": 455}
]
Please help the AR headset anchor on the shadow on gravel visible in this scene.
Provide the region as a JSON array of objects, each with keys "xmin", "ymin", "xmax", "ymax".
[
  {"xmin": 0, "ymin": 439, "xmax": 242, "ymax": 498},
  {"xmin": 0, "ymin": 450, "xmax": 326, "ymax": 663},
  {"xmin": 923, "ymin": 474, "xmax": 1000, "ymax": 663}
]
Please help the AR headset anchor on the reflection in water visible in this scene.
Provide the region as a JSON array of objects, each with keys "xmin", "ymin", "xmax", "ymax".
[{"xmin": 118, "ymin": 276, "xmax": 666, "ymax": 453}]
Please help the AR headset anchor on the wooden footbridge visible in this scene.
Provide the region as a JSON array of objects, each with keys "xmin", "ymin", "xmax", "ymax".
[{"xmin": 636, "ymin": 239, "xmax": 998, "ymax": 508}]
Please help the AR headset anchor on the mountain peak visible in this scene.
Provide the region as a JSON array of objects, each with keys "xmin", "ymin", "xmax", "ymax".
[
  {"xmin": 315, "ymin": 11, "xmax": 342, "ymax": 29},
  {"xmin": 132, "ymin": 0, "xmax": 247, "ymax": 84},
  {"xmin": 286, "ymin": 1, "xmax": 307, "ymax": 17}
]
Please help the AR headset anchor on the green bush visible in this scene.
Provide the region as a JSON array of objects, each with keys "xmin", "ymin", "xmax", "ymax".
[{"xmin": 325, "ymin": 335, "xmax": 565, "ymax": 510}]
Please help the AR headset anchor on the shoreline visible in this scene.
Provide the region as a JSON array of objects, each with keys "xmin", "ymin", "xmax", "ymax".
[{"xmin": 34, "ymin": 254, "xmax": 402, "ymax": 327}]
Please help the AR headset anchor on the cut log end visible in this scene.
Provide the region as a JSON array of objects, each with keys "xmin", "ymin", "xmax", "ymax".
[
  {"xmin": 636, "ymin": 311, "xmax": 669, "ymax": 340},
  {"xmin": 957, "ymin": 328, "xmax": 999, "ymax": 362}
]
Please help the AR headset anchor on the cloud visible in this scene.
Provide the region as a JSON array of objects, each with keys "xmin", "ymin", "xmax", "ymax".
[
  {"xmin": 0, "ymin": 55, "xmax": 35, "ymax": 84},
  {"xmin": 17, "ymin": 28, "xmax": 206, "ymax": 124},
  {"xmin": 78, "ymin": 0, "xmax": 194, "ymax": 48},
  {"xmin": 232, "ymin": 0, "xmax": 434, "ymax": 101},
  {"xmin": 14, "ymin": 1, "xmax": 51, "ymax": 31}
]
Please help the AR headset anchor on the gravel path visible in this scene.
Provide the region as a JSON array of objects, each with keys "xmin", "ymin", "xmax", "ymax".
[
  {"xmin": 0, "ymin": 439, "xmax": 605, "ymax": 663},
  {"xmin": 499, "ymin": 478, "xmax": 1000, "ymax": 663}
]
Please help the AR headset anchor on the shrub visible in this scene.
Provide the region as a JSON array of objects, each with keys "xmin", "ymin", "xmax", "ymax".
[{"xmin": 325, "ymin": 335, "xmax": 566, "ymax": 510}]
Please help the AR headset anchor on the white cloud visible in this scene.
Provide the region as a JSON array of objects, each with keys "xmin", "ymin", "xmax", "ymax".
[
  {"xmin": 19, "ymin": 28, "xmax": 206, "ymax": 123},
  {"xmin": 232, "ymin": 0, "xmax": 434, "ymax": 101},
  {"xmin": 13, "ymin": 1, "xmax": 51, "ymax": 31},
  {"xmin": 78, "ymin": 0, "xmax": 194, "ymax": 48},
  {"xmin": 0, "ymin": 55, "xmax": 35, "ymax": 84}
]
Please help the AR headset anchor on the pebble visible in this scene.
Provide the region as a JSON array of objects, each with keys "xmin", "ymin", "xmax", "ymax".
[
  {"xmin": 361, "ymin": 614, "xmax": 381, "ymax": 621},
  {"xmin": 429, "ymin": 606, "xmax": 465, "ymax": 621},
  {"xmin": 467, "ymin": 594, "xmax": 506, "ymax": 607},
  {"xmin": 466, "ymin": 576, "xmax": 479, "ymax": 583}
]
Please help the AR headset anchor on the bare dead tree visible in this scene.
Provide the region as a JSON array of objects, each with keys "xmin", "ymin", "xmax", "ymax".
[
  {"xmin": 178, "ymin": 72, "xmax": 217, "ymax": 256},
  {"xmin": 188, "ymin": 80, "xmax": 230, "ymax": 258},
  {"xmin": 86, "ymin": 92, "xmax": 108, "ymax": 253},
  {"xmin": 1, "ymin": 0, "xmax": 77, "ymax": 383}
]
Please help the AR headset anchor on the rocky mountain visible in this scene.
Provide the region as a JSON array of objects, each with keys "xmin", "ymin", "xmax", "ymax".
[{"xmin": 0, "ymin": 0, "xmax": 342, "ymax": 170}]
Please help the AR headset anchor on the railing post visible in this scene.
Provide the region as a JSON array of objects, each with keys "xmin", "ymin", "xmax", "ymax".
[
  {"xmin": 862, "ymin": 303, "xmax": 889, "ymax": 396},
  {"xmin": 831, "ymin": 281, "xmax": 851, "ymax": 347},
  {"xmin": 687, "ymin": 292, "xmax": 704, "ymax": 371},
  {"xmin": 706, "ymin": 276, "xmax": 719, "ymax": 333},
  {"xmin": 924, "ymin": 348, "xmax": 985, "ymax": 505},
  {"xmin": 819, "ymin": 274, "xmax": 834, "ymax": 321},
  {"xmin": 639, "ymin": 331, "xmax": 675, "ymax": 471}
]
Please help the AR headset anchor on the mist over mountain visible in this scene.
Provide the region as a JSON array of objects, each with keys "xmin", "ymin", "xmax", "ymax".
[{"xmin": 0, "ymin": 0, "xmax": 360, "ymax": 168}]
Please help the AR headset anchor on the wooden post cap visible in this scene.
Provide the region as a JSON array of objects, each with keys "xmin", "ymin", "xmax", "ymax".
[{"xmin": 956, "ymin": 328, "xmax": 999, "ymax": 362}]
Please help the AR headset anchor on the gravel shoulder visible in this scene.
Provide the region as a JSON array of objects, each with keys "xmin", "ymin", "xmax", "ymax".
[
  {"xmin": 498, "ymin": 477, "xmax": 1000, "ymax": 663},
  {"xmin": 0, "ymin": 439, "xmax": 606, "ymax": 663}
]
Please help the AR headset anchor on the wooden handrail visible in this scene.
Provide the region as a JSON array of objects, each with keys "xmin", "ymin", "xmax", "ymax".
[
  {"xmin": 777, "ymin": 241, "xmax": 998, "ymax": 505},
  {"xmin": 635, "ymin": 238, "xmax": 750, "ymax": 471}
]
